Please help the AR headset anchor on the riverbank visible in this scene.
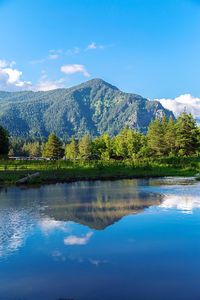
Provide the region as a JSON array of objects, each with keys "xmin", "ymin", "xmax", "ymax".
[{"xmin": 0, "ymin": 157, "xmax": 199, "ymax": 185}]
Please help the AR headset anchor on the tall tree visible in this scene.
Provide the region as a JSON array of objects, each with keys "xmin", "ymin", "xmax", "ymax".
[
  {"xmin": 175, "ymin": 112, "xmax": 199, "ymax": 156},
  {"xmin": 78, "ymin": 134, "xmax": 92, "ymax": 160},
  {"xmin": 147, "ymin": 118, "xmax": 165, "ymax": 156},
  {"xmin": 65, "ymin": 137, "xmax": 79, "ymax": 160},
  {"xmin": 113, "ymin": 127, "xmax": 129, "ymax": 159},
  {"xmin": 22, "ymin": 141, "xmax": 42, "ymax": 157},
  {"xmin": 165, "ymin": 116, "xmax": 176, "ymax": 156},
  {"xmin": 126, "ymin": 129, "xmax": 144, "ymax": 158},
  {"xmin": 0, "ymin": 126, "xmax": 9, "ymax": 157},
  {"xmin": 42, "ymin": 134, "xmax": 64, "ymax": 159}
]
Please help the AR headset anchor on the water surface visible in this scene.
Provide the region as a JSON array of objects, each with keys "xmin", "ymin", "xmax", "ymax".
[{"xmin": 1, "ymin": 178, "xmax": 200, "ymax": 300}]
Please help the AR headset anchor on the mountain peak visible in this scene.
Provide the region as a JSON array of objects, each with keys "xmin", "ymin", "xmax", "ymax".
[{"xmin": 78, "ymin": 78, "xmax": 119, "ymax": 91}]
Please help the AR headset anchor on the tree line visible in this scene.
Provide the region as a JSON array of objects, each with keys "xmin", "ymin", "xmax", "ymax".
[{"xmin": 2, "ymin": 112, "xmax": 200, "ymax": 160}]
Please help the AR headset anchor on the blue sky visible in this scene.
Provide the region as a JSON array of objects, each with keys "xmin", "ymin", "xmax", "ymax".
[{"xmin": 0, "ymin": 0, "xmax": 200, "ymax": 103}]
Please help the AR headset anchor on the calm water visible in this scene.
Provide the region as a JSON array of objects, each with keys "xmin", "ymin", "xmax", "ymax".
[{"xmin": 1, "ymin": 178, "xmax": 200, "ymax": 300}]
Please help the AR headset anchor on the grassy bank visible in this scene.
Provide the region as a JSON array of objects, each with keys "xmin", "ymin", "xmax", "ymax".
[{"xmin": 0, "ymin": 157, "xmax": 199, "ymax": 185}]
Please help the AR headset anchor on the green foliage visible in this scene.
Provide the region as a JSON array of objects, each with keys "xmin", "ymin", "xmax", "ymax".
[
  {"xmin": 165, "ymin": 116, "xmax": 176, "ymax": 156},
  {"xmin": 147, "ymin": 118, "xmax": 166, "ymax": 156},
  {"xmin": 92, "ymin": 133, "xmax": 112, "ymax": 160},
  {"xmin": 112, "ymin": 127, "xmax": 145, "ymax": 159},
  {"xmin": 42, "ymin": 134, "xmax": 64, "ymax": 159},
  {"xmin": 22, "ymin": 142, "xmax": 42, "ymax": 157},
  {"xmin": 65, "ymin": 137, "xmax": 79, "ymax": 160},
  {"xmin": 175, "ymin": 112, "xmax": 199, "ymax": 156},
  {"xmin": 0, "ymin": 157, "xmax": 199, "ymax": 185},
  {"xmin": 78, "ymin": 134, "xmax": 93, "ymax": 160},
  {"xmin": 6, "ymin": 112, "xmax": 200, "ymax": 161}
]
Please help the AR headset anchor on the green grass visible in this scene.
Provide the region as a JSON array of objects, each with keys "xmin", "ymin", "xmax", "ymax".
[{"xmin": 0, "ymin": 157, "xmax": 199, "ymax": 185}]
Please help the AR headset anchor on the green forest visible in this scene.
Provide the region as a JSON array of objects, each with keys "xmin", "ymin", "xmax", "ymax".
[
  {"xmin": 5, "ymin": 112, "xmax": 200, "ymax": 160},
  {"xmin": 0, "ymin": 112, "xmax": 200, "ymax": 184}
]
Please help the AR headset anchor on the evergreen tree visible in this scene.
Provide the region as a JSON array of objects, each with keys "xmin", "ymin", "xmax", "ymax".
[
  {"xmin": 0, "ymin": 126, "xmax": 9, "ymax": 157},
  {"xmin": 175, "ymin": 112, "xmax": 199, "ymax": 156},
  {"xmin": 9, "ymin": 138, "xmax": 25, "ymax": 156},
  {"xmin": 101, "ymin": 133, "xmax": 112, "ymax": 160},
  {"xmin": 137, "ymin": 135, "xmax": 150, "ymax": 157},
  {"xmin": 165, "ymin": 116, "xmax": 176, "ymax": 156},
  {"xmin": 65, "ymin": 137, "xmax": 79, "ymax": 160},
  {"xmin": 78, "ymin": 134, "xmax": 92, "ymax": 160},
  {"xmin": 31, "ymin": 142, "xmax": 42, "ymax": 157},
  {"xmin": 42, "ymin": 134, "xmax": 64, "ymax": 159},
  {"xmin": 147, "ymin": 118, "xmax": 165, "ymax": 156}
]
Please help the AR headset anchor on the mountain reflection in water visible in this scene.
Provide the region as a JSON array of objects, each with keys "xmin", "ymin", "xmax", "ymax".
[{"xmin": 0, "ymin": 180, "xmax": 162, "ymax": 258}]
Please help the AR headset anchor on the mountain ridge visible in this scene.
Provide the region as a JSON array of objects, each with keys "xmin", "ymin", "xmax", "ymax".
[{"xmin": 0, "ymin": 78, "xmax": 174, "ymax": 139}]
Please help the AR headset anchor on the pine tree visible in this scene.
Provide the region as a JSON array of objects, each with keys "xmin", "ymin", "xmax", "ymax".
[
  {"xmin": 42, "ymin": 134, "xmax": 64, "ymax": 159},
  {"xmin": 147, "ymin": 118, "xmax": 165, "ymax": 156},
  {"xmin": 30, "ymin": 142, "xmax": 42, "ymax": 157},
  {"xmin": 78, "ymin": 134, "xmax": 92, "ymax": 160},
  {"xmin": 175, "ymin": 112, "xmax": 199, "ymax": 156},
  {"xmin": 65, "ymin": 137, "xmax": 79, "ymax": 160},
  {"xmin": 101, "ymin": 133, "xmax": 112, "ymax": 160},
  {"xmin": 165, "ymin": 116, "xmax": 176, "ymax": 156}
]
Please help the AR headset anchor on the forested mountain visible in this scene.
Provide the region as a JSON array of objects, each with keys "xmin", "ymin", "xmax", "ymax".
[{"xmin": 0, "ymin": 79, "xmax": 174, "ymax": 140}]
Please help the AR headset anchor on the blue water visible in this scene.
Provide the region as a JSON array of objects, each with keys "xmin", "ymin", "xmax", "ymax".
[{"xmin": 1, "ymin": 178, "xmax": 200, "ymax": 300}]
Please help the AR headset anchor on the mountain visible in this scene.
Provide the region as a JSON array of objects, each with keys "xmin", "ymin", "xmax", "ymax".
[{"xmin": 0, "ymin": 78, "xmax": 174, "ymax": 139}]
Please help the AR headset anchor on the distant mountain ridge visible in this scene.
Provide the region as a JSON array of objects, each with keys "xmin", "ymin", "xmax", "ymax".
[{"xmin": 0, "ymin": 78, "xmax": 174, "ymax": 139}]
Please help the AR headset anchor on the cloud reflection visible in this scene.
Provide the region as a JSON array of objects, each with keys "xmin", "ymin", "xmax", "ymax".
[
  {"xmin": 64, "ymin": 232, "xmax": 93, "ymax": 246},
  {"xmin": 160, "ymin": 194, "xmax": 200, "ymax": 214},
  {"xmin": 39, "ymin": 218, "xmax": 71, "ymax": 234}
]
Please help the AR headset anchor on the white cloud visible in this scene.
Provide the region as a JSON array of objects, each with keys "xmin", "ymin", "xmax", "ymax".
[
  {"xmin": 155, "ymin": 94, "xmax": 200, "ymax": 118},
  {"xmin": 0, "ymin": 59, "xmax": 15, "ymax": 68},
  {"xmin": 0, "ymin": 59, "xmax": 32, "ymax": 91},
  {"xmin": 61, "ymin": 64, "xmax": 90, "ymax": 77},
  {"xmin": 86, "ymin": 42, "xmax": 104, "ymax": 51},
  {"xmin": 64, "ymin": 232, "xmax": 93, "ymax": 246},
  {"xmin": 34, "ymin": 72, "xmax": 66, "ymax": 91},
  {"xmin": 35, "ymin": 78, "xmax": 64, "ymax": 91}
]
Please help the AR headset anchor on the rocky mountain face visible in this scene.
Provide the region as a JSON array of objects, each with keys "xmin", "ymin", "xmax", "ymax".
[{"xmin": 0, "ymin": 78, "xmax": 174, "ymax": 139}]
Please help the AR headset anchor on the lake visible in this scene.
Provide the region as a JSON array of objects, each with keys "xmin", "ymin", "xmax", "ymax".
[{"xmin": 1, "ymin": 178, "xmax": 200, "ymax": 300}]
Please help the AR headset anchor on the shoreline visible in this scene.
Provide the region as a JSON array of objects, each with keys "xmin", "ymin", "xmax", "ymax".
[
  {"xmin": 0, "ymin": 167, "xmax": 198, "ymax": 187},
  {"xmin": 0, "ymin": 158, "xmax": 199, "ymax": 186}
]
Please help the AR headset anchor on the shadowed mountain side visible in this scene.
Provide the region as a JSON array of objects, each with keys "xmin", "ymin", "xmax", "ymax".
[{"xmin": 0, "ymin": 79, "xmax": 174, "ymax": 139}]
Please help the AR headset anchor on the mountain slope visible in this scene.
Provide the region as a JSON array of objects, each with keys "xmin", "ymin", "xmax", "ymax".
[{"xmin": 0, "ymin": 78, "xmax": 174, "ymax": 139}]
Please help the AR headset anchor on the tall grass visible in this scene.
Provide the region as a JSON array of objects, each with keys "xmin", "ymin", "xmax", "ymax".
[{"xmin": 0, "ymin": 157, "xmax": 199, "ymax": 184}]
